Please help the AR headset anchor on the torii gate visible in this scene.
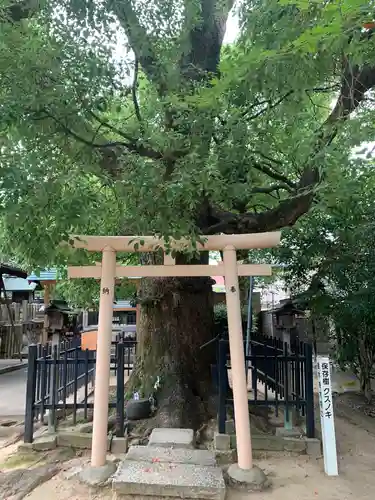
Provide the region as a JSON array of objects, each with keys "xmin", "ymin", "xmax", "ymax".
[{"xmin": 67, "ymin": 232, "xmax": 281, "ymax": 471}]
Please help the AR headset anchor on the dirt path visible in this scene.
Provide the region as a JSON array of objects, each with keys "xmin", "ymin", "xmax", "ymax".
[{"xmin": 230, "ymin": 412, "xmax": 375, "ymax": 500}]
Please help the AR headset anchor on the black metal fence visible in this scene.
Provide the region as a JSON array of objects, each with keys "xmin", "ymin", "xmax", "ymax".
[
  {"xmin": 24, "ymin": 338, "xmax": 136, "ymax": 443},
  {"xmin": 217, "ymin": 333, "xmax": 315, "ymax": 438}
]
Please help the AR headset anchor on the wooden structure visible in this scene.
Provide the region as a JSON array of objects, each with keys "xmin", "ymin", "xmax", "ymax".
[
  {"xmin": 66, "ymin": 232, "xmax": 280, "ymax": 472},
  {"xmin": 0, "ymin": 264, "xmax": 40, "ymax": 359},
  {"xmin": 0, "ymin": 301, "xmax": 44, "ymax": 358},
  {"xmin": 44, "ymin": 300, "xmax": 78, "ymax": 340},
  {"xmin": 27, "ymin": 269, "xmax": 58, "ymax": 344}
]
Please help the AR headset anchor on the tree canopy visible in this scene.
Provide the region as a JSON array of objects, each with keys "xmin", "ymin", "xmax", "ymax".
[
  {"xmin": 264, "ymin": 159, "xmax": 375, "ymax": 398},
  {"xmin": 0, "ymin": 0, "xmax": 374, "ymax": 269}
]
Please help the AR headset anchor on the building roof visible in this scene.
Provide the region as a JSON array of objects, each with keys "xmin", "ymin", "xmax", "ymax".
[
  {"xmin": 0, "ymin": 264, "xmax": 27, "ymax": 279},
  {"xmin": 2, "ymin": 277, "xmax": 37, "ymax": 292},
  {"xmin": 27, "ymin": 269, "xmax": 57, "ymax": 282},
  {"xmin": 45, "ymin": 299, "xmax": 77, "ymax": 315},
  {"xmin": 271, "ymin": 300, "xmax": 305, "ymax": 316},
  {"xmin": 113, "ymin": 300, "xmax": 135, "ymax": 310}
]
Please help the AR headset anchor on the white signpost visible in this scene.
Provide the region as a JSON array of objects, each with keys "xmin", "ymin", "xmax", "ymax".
[{"xmin": 317, "ymin": 356, "xmax": 338, "ymax": 476}]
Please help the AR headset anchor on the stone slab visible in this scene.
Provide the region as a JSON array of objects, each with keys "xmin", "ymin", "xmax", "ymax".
[
  {"xmin": 215, "ymin": 449, "xmax": 237, "ymax": 466},
  {"xmin": 111, "ymin": 436, "xmax": 129, "ymax": 455},
  {"xmin": 57, "ymin": 431, "xmax": 111, "ymax": 450},
  {"xmin": 275, "ymin": 427, "xmax": 302, "ymax": 438},
  {"xmin": 225, "ymin": 419, "xmax": 235, "ymax": 435},
  {"xmin": 126, "ymin": 445, "xmax": 216, "ymax": 466},
  {"xmin": 283, "ymin": 437, "xmax": 307, "ymax": 453},
  {"xmin": 112, "ymin": 460, "xmax": 225, "ymax": 499},
  {"xmin": 305, "ymin": 438, "xmax": 322, "ymax": 458},
  {"xmin": 148, "ymin": 428, "xmax": 194, "ymax": 449},
  {"xmin": 214, "ymin": 433, "xmax": 231, "ymax": 451},
  {"xmin": 230, "ymin": 434, "xmax": 309, "ymax": 454},
  {"xmin": 32, "ymin": 434, "xmax": 57, "ymax": 451},
  {"xmin": 231, "ymin": 434, "xmax": 284, "ymax": 451}
]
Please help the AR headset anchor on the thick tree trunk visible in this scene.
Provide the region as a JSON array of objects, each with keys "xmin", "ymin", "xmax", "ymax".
[{"xmin": 129, "ymin": 261, "xmax": 217, "ymax": 429}]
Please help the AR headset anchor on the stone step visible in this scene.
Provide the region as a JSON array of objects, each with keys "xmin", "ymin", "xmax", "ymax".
[
  {"xmin": 112, "ymin": 460, "xmax": 225, "ymax": 500},
  {"xmin": 126, "ymin": 445, "xmax": 217, "ymax": 466},
  {"xmin": 148, "ymin": 428, "xmax": 194, "ymax": 449}
]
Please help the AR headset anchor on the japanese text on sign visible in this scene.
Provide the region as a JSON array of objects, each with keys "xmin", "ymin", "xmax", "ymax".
[{"xmin": 317, "ymin": 355, "xmax": 338, "ymax": 476}]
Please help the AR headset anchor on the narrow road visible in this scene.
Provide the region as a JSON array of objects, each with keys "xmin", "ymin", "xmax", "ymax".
[{"xmin": 0, "ymin": 367, "xmax": 27, "ymax": 418}]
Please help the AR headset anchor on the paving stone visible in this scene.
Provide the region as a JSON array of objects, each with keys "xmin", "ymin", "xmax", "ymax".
[
  {"xmin": 111, "ymin": 436, "xmax": 128, "ymax": 455},
  {"xmin": 57, "ymin": 431, "xmax": 111, "ymax": 450},
  {"xmin": 126, "ymin": 445, "xmax": 216, "ymax": 466},
  {"xmin": 275, "ymin": 427, "xmax": 302, "ymax": 438},
  {"xmin": 231, "ymin": 434, "xmax": 285, "ymax": 451},
  {"xmin": 215, "ymin": 449, "xmax": 237, "ymax": 466},
  {"xmin": 305, "ymin": 438, "xmax": 322, "ymax": 458},
  {"xmin": 225, "ymin": 419, "xmax": 235, "ymax": 435},
  {"xmin": 148, "ymin": 428, "xmax": 194, "ymax": 449},
  {"xmin": 214, "ymin": 433, "xmax": 231, "ymax": 451},
  {"xmin": 112, "ymin": 460, "xmax": 225, "ymax": 499},
  {"xmin": 283, "ymin": 437, "xmax": 307, "ymax": 453},
  {"xmin": 76, "ymin": 422, "xmax": 93, "ymax": 434},
  {"xmin": 32, "ymin": 435, "xmax": 57, "ymax": 451}
]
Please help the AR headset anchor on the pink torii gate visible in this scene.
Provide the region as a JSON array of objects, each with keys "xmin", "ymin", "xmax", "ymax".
[{"xmin": 67, "ymin": 232, "xmax": 280, "ymax": 471}]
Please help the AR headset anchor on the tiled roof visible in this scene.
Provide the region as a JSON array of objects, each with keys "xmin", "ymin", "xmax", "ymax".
[
  {"xmin": 113, "ymin": 300, "xmax": 135, "ymax": 309},
  {"xmin": 27, "ymin": 269, "xmax": 57, "ymax": 282},
  {"xmin": 2, "ymin": 277, "xmax": 37, "ymax": 292}
]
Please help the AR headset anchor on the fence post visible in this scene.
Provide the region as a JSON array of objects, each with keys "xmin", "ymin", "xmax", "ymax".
[
  {"xmin": 305, "ymin": 342, "xmax": 315, "ymax": 438},
  {"xmin": 48, "ymin": 336, "xmax": 59, "ymax": 432},
  {"xmin": 217, "ymin": 340, "xmax": 227, "ymax": 434},
  {"xmin": 24, "ymin": 345, "xmax": 38, "ymax": 443},
  {"xmin": 116, "ymin": 341, "xmax": 125, "ymax": 437}
]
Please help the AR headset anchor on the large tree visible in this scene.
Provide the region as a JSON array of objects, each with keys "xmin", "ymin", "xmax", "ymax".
[{"xmin": 1, "ymin": 0, "xmax": 375, "ymax": 427}]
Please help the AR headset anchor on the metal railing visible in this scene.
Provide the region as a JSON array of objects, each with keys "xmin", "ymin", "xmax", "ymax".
[
  {"xmin": 24, "ymin": 338, "xmax": 137, "ymax": 443},
  {"xmin": 217, "ymin": 333, "xmax": 315, "ymax": 438}
]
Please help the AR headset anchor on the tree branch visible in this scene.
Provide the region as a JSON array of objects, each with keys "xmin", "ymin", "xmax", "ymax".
[
  {"xmin": 251, "ymin": 150, "xmax": 283, "ymax": 166},
  {"xmin": 251, "ymin": 184, "xmax": 293, "ymax": 195},
  {"xmin": 110, "ymin": 0, "xmax": 165, "ymax": 88},
  {"xmin": 44, "ymin": 109, "xmax": 163, "ymax": 160},
  {"xmin": 244, "ymin": 90, "xmax": 294, "ymax": 121},
  {"xmin": 132, "ymin": 57, "xmax": 142, "ymax": 123},
  {"xmin": 203, "ymin": 191, "xmax": 314, "ymax": 234},
  {"xmin": 203, "ymin": 60, "xmax": 375, "ymax": 234},
  {"xmin": 251, "ymin": 161, "xmax": 297, "ymax": 189}
]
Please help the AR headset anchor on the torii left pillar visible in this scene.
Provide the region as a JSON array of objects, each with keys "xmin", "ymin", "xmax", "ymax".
[{"xmin": 91, "ymin": 246, "xmax": 116, "ymax": 467}]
